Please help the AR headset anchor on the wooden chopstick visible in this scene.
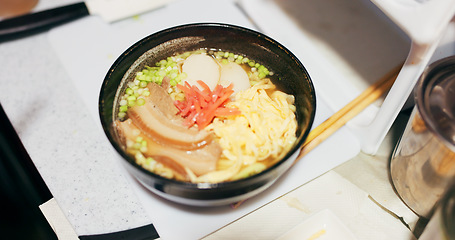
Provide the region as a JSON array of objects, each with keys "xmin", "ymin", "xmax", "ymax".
[
  {"xmin": 231, "ymin": 63, "xmax": 402, "ymax": 209},
  {"xmin": 296, "ymin": 63, "xmax": 403, "ymax": 160}
]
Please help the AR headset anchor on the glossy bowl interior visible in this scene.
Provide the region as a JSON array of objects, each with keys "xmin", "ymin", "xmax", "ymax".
[{"xmin": 99, "ymin": 23, "xmax": 316, "ymax": 206}]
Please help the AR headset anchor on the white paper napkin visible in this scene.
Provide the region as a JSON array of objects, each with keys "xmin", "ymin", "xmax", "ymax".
[
  {"xmin": 334, "ymin": 114, "xmax": 420, "ymax": 230},
  {"xmin": 203, "ymin": 171, "xmax": 416, "ymax": 240},
  {"xmin": 40, "ymin": 199, "xmax": 79, "ymax": 240}
]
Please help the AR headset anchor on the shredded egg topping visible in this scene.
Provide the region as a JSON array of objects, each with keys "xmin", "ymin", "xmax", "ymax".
[{"xmin": 192, "ymin": 79, "xmax": 297, "ymax": 183}]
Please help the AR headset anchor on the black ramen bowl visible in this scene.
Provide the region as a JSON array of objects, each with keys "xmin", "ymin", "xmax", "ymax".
[{"xmin": 99, "ymin": 23, "xmax": 316, "ymax": 206}]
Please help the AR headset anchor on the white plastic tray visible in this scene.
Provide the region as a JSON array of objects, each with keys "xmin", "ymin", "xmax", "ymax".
[
  {"xmin": 277, "ymin": 209, "xmax": 357, "ymax": 240},
  {"xmin": 47, "ymin": 0, "xmax": 360, "ymax": 238},
  {"xmin": 355, "ymin": 0, "xmax": 455, "ymax": 153}
]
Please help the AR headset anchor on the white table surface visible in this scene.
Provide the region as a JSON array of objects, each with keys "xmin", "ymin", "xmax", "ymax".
[{"xmin": 0, "ymin": 0, "xmax": 423, "ymax": 239}]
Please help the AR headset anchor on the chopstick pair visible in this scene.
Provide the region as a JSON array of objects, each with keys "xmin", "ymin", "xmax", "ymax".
[
  {"xmin": 296, "ymin": 63, "xmax": 403, "ymax": 160},
  {"xmin": 231, "ymin": 63, "xmax": 403, "ymax": 209}
]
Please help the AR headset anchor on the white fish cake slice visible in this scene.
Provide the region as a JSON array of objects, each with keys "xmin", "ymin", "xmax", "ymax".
[
  {"xmin": 182, "ymin": 54, "xmax": 220, "ymax": 90},
  {"xmin": 219, "ymin": 62, "xmax": 250, "ymax": 94}
]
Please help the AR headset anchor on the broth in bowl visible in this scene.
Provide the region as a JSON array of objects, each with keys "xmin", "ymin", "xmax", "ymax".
[{"xmin": 114, "ymin": 49, "xmax": 298, "ymax": 184}]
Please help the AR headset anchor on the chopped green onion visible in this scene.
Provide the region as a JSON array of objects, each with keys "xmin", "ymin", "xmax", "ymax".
[
  {"xmin": 118, "ymin": 112, "xmax": 126, "ymax": 118},
  {"xmin": 258, "ymin": 72, "xmax": 266, "ymax": 79},
  {"xmin": 137, "ymin": 98, "xmax": 146, "ymax": 106},
  {"xmin": 139, "ymin": 81, "xmax": 147, "ymax": 88},
  {"xmin": 119, "ymin": 105, "xmax": 128, "ymax": 112},
  {"xmin": 142, "ymin": 90, "xmax": 150, "ymax": 96},
  {"xmin": 128, "ymin": 100, "xmax": 136, "ymax": 107},
  {"xmin": 140, "ymin": 146, "xmax": 147, "ymax": 153},
  {"xmin": 133, "ymin": 142, "xmax": 141, "ymax": 150}
]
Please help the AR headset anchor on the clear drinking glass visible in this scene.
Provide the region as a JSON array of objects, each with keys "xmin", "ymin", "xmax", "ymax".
[
  {"xmin": 419, "ymin": 183, "xmax": 455, "ymax": 240},
  {"xmin": 390, "ymin": 56, "xmax": 455, "ymax": 218}
]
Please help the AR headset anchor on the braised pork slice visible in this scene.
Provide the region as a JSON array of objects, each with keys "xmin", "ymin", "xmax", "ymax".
[
  {"xmin": 128, "ymin": 82, "xmax": 212, "ymax": 150},
  {"xmin": 117, "ymin": 119, "xmax": 221, "ymax": 176}
]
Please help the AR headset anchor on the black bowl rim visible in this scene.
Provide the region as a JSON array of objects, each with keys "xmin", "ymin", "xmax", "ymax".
[{"xmin": 99, "ymin": 22, "xmax": 317, "ymax": 190}]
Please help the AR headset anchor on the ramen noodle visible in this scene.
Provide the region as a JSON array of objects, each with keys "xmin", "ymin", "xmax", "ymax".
[{"xmin": 115, "ymin": 49, "xmax": 297, "ymax": 183}]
